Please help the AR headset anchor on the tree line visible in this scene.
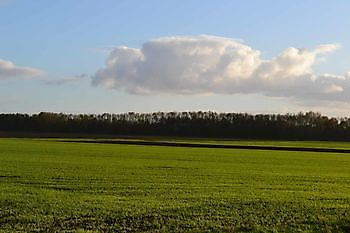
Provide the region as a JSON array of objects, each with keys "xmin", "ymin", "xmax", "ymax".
[{"xmin": 1, "ymin": 111, "xmax": 350, "ymax": 140}]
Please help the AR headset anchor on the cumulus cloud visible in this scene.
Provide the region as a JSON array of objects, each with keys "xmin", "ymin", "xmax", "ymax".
[
  {"xmin": 0, "ymin": 59, "xmax": 44, "ymax": 80},
  {"xmin": 93, "ymin": 35, "xmax": 349, "ymax": 102}
]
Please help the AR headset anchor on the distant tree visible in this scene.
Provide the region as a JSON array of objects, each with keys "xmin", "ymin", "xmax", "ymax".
[{"xmin": 1, "ymin": 111, "xmax": 350, "ymax": 140}]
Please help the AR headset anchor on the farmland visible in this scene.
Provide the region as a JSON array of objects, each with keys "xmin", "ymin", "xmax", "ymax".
[{"xmin": 0, "ymin": 138, "xmax": 350, "ymax": 232}]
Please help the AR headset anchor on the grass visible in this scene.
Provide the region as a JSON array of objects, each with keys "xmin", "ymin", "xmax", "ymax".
[
  {"xmin": 130, "ymin": 137, "xmax": 350, "ymax": 149},
  {"xmin": 0, "ymin": 138, "xmax": 350, "ymax": 232},
  {"xmin": 55, "ymin": 137, "xmax": 350, "ymax": 150}
]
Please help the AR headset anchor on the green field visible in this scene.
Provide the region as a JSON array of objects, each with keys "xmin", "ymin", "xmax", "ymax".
[
  {"xmin": 57, "ymin": 137, "xmax": 350, "ymax": 150},
  {"xmin": 1, "ymin": 138, "xmax": 350, "ymax": 232},
  {"xmin": 139, "ymin": 138, "xmax": 350, "ymax": 150}
]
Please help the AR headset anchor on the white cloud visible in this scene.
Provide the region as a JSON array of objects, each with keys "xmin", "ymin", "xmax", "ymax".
[
  {"xmin": 93, "ymin": 35, "xmax": 349, "ymax": 102},
  {"xmin": 43, "ymin": 74, "xmax": 87, "ymax": 85},
  {"xmin": 0, "ymin": 59, "xmax": 44, "ymax": 80}
]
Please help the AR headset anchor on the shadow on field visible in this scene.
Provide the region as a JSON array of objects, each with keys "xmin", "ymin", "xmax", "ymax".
[{"xmin": 61, "ymin": 139, "xmax": 350, "ymax": 154}]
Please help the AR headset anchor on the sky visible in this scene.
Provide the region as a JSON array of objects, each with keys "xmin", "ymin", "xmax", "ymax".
[{"xmin": 1, "ymin": 0, "xmax": 350, "ymax": 116}]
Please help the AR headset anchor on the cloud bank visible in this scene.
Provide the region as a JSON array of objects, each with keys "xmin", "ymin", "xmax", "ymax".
[
  {"xmin": 93, "ymin": 35, "xmax": 349, "ymax": 102},
  {"xmin": 0, "ymin": 59, "xmax": 43, "ymax": 80}
]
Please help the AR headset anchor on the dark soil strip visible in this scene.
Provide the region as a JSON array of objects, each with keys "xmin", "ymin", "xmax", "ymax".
[{"xmin": 61, "ymin": 140, "xmax": 350, "ymax": 154}]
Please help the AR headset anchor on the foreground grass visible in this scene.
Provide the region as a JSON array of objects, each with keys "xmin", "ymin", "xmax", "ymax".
[{"xmin": 0, "ymin": 139, "xmax": 350, "ymax": 232}]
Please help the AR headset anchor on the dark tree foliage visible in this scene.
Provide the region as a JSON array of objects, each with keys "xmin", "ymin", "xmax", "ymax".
[{"xmin": 1, "ymin": 111, "xmax": 350, "ymax": 140}]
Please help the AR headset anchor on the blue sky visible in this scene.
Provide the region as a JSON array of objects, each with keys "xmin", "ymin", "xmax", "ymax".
[{"xmin": 1, "ymin": 0, "xmax": 350, "ymax": 115}]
